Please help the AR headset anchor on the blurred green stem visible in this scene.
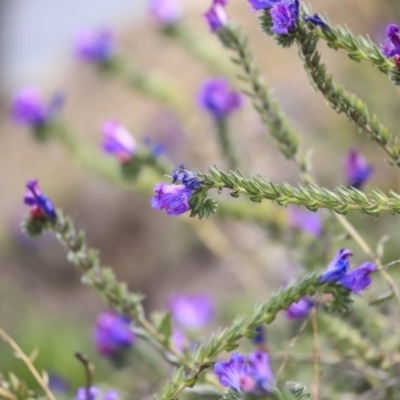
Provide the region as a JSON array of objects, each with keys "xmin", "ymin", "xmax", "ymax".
[{"xmin": 215, "ymin": 117, "xmax": 238, "ymax": 170}]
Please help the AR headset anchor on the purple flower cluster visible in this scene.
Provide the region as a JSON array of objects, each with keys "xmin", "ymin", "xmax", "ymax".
[
  {"xmin": 11, "ymin": 87, "xmax": 64, "ymax": 127},
  {"xmin": 344, "ymin": 148, "xmax": 372, "ymax": 189},
  {"xmin": 151, "ymin": 165, "xmax": 200, "ymax": 216},
  {"xmin": 168, "ymin": 293, "xmax": 214, "ymax": 329},
  {"xmin": 382, "ymin": 24, "xmax": 400, "ymax": 58},
  {"xmin": 204, "ymin": 0, "xmax": 229, "ymax": 32},
  {"xmin": 102, "ymin": 120, "xmax": 137, "ymax": 162},
  {"xmin": 94, "ymin": 311, "xmax": 135, "ymax": 357},
  {"xmin": 320, "ymin": 249, "xmax": 376, "ymax": 295},
  {"xmin": 198, "ymin": 78, "xmax": 242, "ymax": 119},
  {"xmin": 75, "ymin": 28, "xmax": 114, "ymax": 63},
  {"xmin": 288, "ymin": 206, "xmax": 322, "ymax": 237},
  {"xmin": 214, "ymin": 351, "xmax": 274, "ymax": 393},
  {"xmin": 149, "ymin": 0, "xmax": 182, "ymax": 26},
  {"xmin": 304, "ymin": 13, "xmax": 328, "ymax": 30},
  {"xmin": 24, "ymin": 180, "xmax": 56, "ymax": 220},
  {"xmin": 247, "ymin": 0, "xmax": 299, "ymax": 35},
  {"xmin": 75, "ymin": 387, "xmax": 118, "ymax": 400}
]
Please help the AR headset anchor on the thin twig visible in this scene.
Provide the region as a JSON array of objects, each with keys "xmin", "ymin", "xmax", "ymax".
[
  {"xmin": 0, "ymin": 329, "xmax": 57, "ymax": 400},
  {"xmin": 311, "ymin": 308, "xmax": 320, "ymax": 400},
  {"xmin": 276, "ymin": 314, "xmax": 312, "ymax": 380}
]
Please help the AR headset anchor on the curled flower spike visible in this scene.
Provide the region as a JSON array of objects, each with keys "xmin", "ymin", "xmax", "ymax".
[
  {"xmin": 75, "ymin": 28, "xmax": 114, "ymax": 63},
  {"xmin": 94, "ymin": 311, "xmax": 135, "ymax": 357},
  {"xmin": 198, "ymin": 78, "xmax": 242, "ymax": 119},
  {"xmin": 24, "ymin": 180, "xmax": 56, "ymax": 220},
  {"xmin": 344, "ymin": 148, "xmax": 373, "ymax": 189},
  {"xmin": 75, "ymin": 387, "xmax": 119, "ymax": 400},
  {"xmin": 270, "ymin": 0, "xmax": 299, "ymax": 35},
  {"xmin": 285, "ymin": 297, "xmax": 313, "ymax": 319},
  {"xmin": 172, "ymin": 164, "xmax": 202, "ymax": 190},
  {"xmin": 102, "ymin": 120, "xmax": 137, "ymax": 162},
  {"xmin": 168, "ymin": 293, "xmax": 214, "ymax": 329},
  {"xmin": 382, "ymin": 24, "xmax": 400, "ymax": 58},
  {"xmin": 149, "ymin": 0, "xmax": 182, "ymax": 26},
  {"xmin": 204, "ymin": 1, "xmax": 229, "ymax": 32},
  {"xmin": 248, "ymin": 0, "xmax": 279, "ymax": 11},
  {"xmin": 304, "ymin": 13, "xmax": 328, "ymax": 30}
]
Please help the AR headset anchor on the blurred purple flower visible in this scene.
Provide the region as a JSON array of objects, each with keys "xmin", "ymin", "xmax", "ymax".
[
  {"xmin": 172, "ymin": 326, "xmax": 187, "ymax": 351},
  {"xmin": 198, "ymin": 78, "xmax": 242, "ymax": 119},
  {"xmin": 251, "ymin": 325, "xmax": 266, "ymax": 345},
  {"xmin": 94, "ymin": 311, "xmax": 135, "ymax": 357},
  {"xmin": 24, "ymin": 179, "xmax": 56, "ymax": 220},
  {"xmin": 48, "ymin": 374, "xmax": 69, "ymax": 393},
  {"xmin": 338, "ymin": 262, "xmax": 377, "ymax": 295},
  {"xmin": 149, "ymin": 0, "xmax": 182, "ymax": 25},
  {"xmin": 270, "ymin": 0, "xmax": 299, "ymax": 35},
  {"xmin": 143, "ymin": 136, "xmax": 165, "ymax": 157},
  {"xmin": 75, "ymin": 28, "xmax": 114, "ymax": 63},
  {"xmin": 288, "ymin": 206, "xmax": 322, "ymax": 237},
  {"xmin": 76, "ymin": 387, "xmax": 118, "ymax": 400},
  {"xmin": 151, "ymin": 182, "xmax": 193, "ymax": 216},
  {"xmin": 102, "ymin": 120, "xmax": 137, "ymax": 162},
  {"xmin": 344, "ymin": 148, "xmax": 372, "ymax": 189},
  {"xmin": 11, "ymin": 87, "xmax": 47, "ymax": 126},
  {"xmin": 285, "ymin": 297, "xmax": 313, "ymax": 319},
  {"xmin": 382, "ymin": 24, "xmax": 400, "ymax": 58},
  {"xmin": 248, "ymin": 351, "xmax": 274, "ymax": 392},
  {"xmin": 168, "ymin": 293, "xmax": 214, "ymax": 329},
  {"xmin": 204, "ymin": 1, "xmax": 228, "ymax": 32},
  {"xmin": 248, "ymin": 0, "xmax": 279, "ymax": 10}
]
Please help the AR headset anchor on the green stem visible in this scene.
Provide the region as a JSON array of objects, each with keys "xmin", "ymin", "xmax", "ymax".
[
  {"xmin": 193, "ymin": 166, "xmax": 400, "ymax": 216},
  {"xmin": 296, "ymin": 27, "xmax": 400, "ymax": 167},
  {"xmin": 215, "ymin": 117, "xmax": 238, "ymax": 170}
]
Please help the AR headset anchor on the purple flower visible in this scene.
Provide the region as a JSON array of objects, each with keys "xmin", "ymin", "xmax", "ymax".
[
  {"xmin": 288, "ymin": 206, "xmax": 322, "ymax": 237},
  {"xmin": 94, "ymin": 311, "xmax": 135, "ymax": 357},
  {"xmin": 76, "ymin": 387, "xmax": 118, "ymax": 400},
  {"xmin": 338, "ymin": 262, "xmax": 377, "ymax": 295},
  {"xmin": 24, "ymin": 180, "xmax": 56, "ymax": 220},
  {"xmin": 149, "ymin": 0, "xmax": 182, "ymax": 25},
  {"xmin": 304, "ymin": 13, "xmax": 328, "ymax": 30},
  {"xmin": 214, "ymin": 352, "xmax": 274, "ymax": 393},
  {"xmin": 11, "ymin": 87, "xmax": 47, "ymax": 126},
  {"xmin": 168, "ymin": 293, "xmax": 214, "ymax": 329},
  {"xmin": 102, "ymin": 120, "xmax": 137, "ymax": 162},
  {"xmin": 75, "ymin": 28, "xmax": 114, "ymax": 63},
  {"xmin": 285, "ymin": 297, "xmax": 313, "ymax": 319},
  {"xmin": 48, "ymin": 375, "xmax": 69, "ymax": 393},
  {"xmin": 214, "ymin": 353, "xmax": 252, "ymax": 392},
  {"xmin": 344, "ymin": 148, "xmax": 372, "ymax": 189},
  {"xmin": 382, "ymin": 24, "xmax": 400, "ymax": 58},
  {"xmin": 198, "ymin": 78, "xmax": 242, "ymax": 119},
  {"xmin": 248, "ymin": 351, "xmax": 274, "ymax": 392},
  {"xmin": 320, "ymin": 248, "xmax": 353, "ymax": 284},
  {"xmin": 248, "ymin": 0, "xmax": 279, "ymax": 10},
  {"xmin": 172, "ymin": 327, "xmax": 187, "ymax": 351},
  {"xmin": 270, "ymin": 0, "xmax": 299, "ymax": 35},
  {"xmin": 151, "ymin": 182, "xmax": 193, "ymax": 216},
  {"xmin": 204, "ymin": 1, "xmax": 228, "ymax": 32}
]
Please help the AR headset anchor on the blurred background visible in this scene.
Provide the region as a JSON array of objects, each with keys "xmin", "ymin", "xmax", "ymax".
[{"xmin": 0, "ymin": 0, "xmax": 400, "ymax": 397}]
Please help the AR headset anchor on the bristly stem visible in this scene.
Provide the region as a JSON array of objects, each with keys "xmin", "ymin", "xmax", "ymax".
[
  {"xmin": 296, "ymin": 26, "xmax": 400, "ymax": 168},
  {"xmin": 192, "ymin": 166, "xmax": 400, "ymax": 216},
  {"xmin": 216, "ymin": 23, "xmax": 313, "ymax": 183}
]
